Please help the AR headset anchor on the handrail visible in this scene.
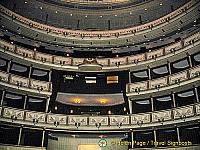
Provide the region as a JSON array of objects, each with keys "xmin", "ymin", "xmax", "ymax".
[
  {"xmin": 126, "ymin": 65, "xmax": 200, "ymax": 94},
  {"xmin": 0, "ymin": 70, "xmax": 52, "ymax": 95},
  {"xmin": 127, "ymin": 64, "xmax": 200, "ymax": 93},
  {"xmin": 0, "ymin": 102, "xmax": 199, "ymax": 129},
  {"xmin": 0, "ymin": 0, "xmax": 197, "ymax": 39},
  {"xmin": 0, "ymin": 31, "xmax": 199, "ymax": 70}
]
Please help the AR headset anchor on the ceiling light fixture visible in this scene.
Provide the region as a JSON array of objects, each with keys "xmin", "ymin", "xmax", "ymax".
[
  {"xmin": 99, "ymin": 98, "xmax": 107, "ymax": 104},
  {"xmin": 74, "ymin": 98, "xmax": 81, "ymax": 104}
]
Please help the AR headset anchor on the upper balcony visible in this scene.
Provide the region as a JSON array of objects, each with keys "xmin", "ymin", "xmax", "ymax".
[
  {"xmin": 0, "ymin": 30, "xmax": 199, "ymax": 72},
  {"xmin": 0, "ymin": 0, "xmax": 199, "ymax": 46}
]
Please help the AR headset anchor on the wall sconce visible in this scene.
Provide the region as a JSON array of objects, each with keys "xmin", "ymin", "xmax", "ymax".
[
  {"xmin": 11, "ymin": 115, "xmax": 17, "ymax": 122},
  {"xmin": 115, "ymin": 62, "xmax": 120, "ymax": 67},
  {"xmin": 75, "ymin": 122, "xmax": 81, "ymax": 128},
  {"xmin": 37, "ymin": 86, "xmax": 44, "ymax": 92},
  {"xmin": 180, "ymin": 114, "xmax": 187, "ymax": 121},
  {"xmin": 41, "ymin": 58, "xmax": 46, "ymax": 63},
  {"xmin": 152, "ymin": 55, "xmax": 157, "ymax": 60},
  {"xmin": 16, "ymin": 81, "xmax": 22, "ymax": 88},
  {"xmin": 133, "ymin": 59, "xmax": 139, "ymax": 64},
  {"xmin": 137, "ymin": 120, "xmax": 143, "ymax": 126},
  {"xmin": 95, "ymin": 123, "xmax": 101, "ymax": 129},
  {"xmin": 117, "ymin": 122, "xmax": 122, "ymax": 128},
  {"xmin": 195, "ymin": 71, "xmax": 200, "ymax": 77},
  {"xmin": 175, "ymin": 79, "xmax": 181, "ymax": 85},
  {"xmin": 170, "ymin": 48, "xmax": 176, "ymax": 54},
  {"xmin": 158, "ymin": 118, "xmax": 164, "ymax": 124},
  {"xmin": 155, "ymin": 84, "xmax": 160, "ymax": 90},
  {"xmin": 135, "ymin": 88, "xmax": 141, "ymax": 94},
  {"xmin": 98, "ymin": 34, "xmax": 102, "ymax": 39},
  {"xmin": 54, "ymin": 121, "xmax": 60, "ymax": 127},
  {"xmin": 33, "ymin": 118, "xmax": 39, "ymax": 125}
]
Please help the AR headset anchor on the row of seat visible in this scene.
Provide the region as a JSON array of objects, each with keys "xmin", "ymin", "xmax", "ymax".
[
  {"xmin": 0, "ymin": 70, "xmax": 52, "ymax": 94},
  {"xmin": 0, "ymin": 31, "xmax": 199, "ymax": 69},
  {"xmin": 0, "ymin": 0, "xmax": 196, "ymax": 38},
  {"xmin": 0, "ymin": 102, "xmax": 199, "ymax": 129},
  {"xmin": 127, "ymin": 64, "xmax": 200, "ymax": 93}
]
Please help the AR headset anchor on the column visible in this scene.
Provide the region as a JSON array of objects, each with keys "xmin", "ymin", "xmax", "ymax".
[
  {"xmin": 168, "ymin": 61, "xmax": 172, "ymax": 75},
  {"xmin": 49, "ymin": 69, "xmax": 52, "ymax": 92},
  {"xmin": 49, "ymin": 69, "xmax": 52, "ymax": 82},
  {"xmin": 45, "ymin": 97, "xmax": 50, "ymax": 113},
  {"xmin": 0, "ymin": 90, "xmax": 5, "ymax": 106},
  {"xmin": 154, "ymin": 129, "xmax": 157, "ymax": 147},
  {"xmin": 194, "ymin": 87, "xmax": 199, "ymax": 103},
  {"xmin": 172, "ymin": 93, "xmax": 176, "ymax": 108},
  {"xmin": 17, "ymin": 127, "xmax": 23, "ymax": 145},
  {"xmin": 128, "ymin": 70, "xmax": 132, "ymax": 83},
  {"xmin": 148, "ymin": 66, "xmax": 151, "ymax": 80},
  {"xmin": 176, "ymin": 127, "xmax": 181, "ymax": 142},
  {"xmin": 131, "ymin": 131, "xmax": 134, "ymax": 149},
  {"xmin": 23, "ymin": 95, "xmax": 28, "ymax": 109},
  {"xmin": 188, "ymin": 54, "xmax": 193, "ymax": 67},
  {"xmin": 41, "ymin": 129, "xmax": 45, "ymax": 147},
  {"xmin": 151, "ymin": 97, "xmax": 154, "ymax": 112},
  {"xmin": 28, "ymin": 65, "xmax": 32, "ymax": 79},
  {"xmin": 129, "ymin": 98, "xmax": 133, "ymax": 114},
  {"xmin": 7, "ymin": 59, "xmax": 12, "ymax": 73}
]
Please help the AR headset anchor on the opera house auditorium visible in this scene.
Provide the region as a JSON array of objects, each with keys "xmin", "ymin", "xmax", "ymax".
[{"xmin": 0, "ymin": 0, "xmax": 200, "ymax": 149}]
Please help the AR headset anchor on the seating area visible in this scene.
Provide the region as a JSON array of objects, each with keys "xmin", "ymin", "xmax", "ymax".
[
  {"xmin": 0, "ymin": 102, "xmax": 199, "ymax": 130},
  {"xmin": 0, "ymin": 0, "xmax": 200, "ymax": 149},
  {"xmin": 127, "ymin": 65, "xmax": 200, "ymax": 94},
  {"xmin": 0, "ymin": 70, "xmax": 52, "ymax": 95},
  {"xmin": 0, "ymin": 0, "xmax": 196, "ymax": 38},
  {"xmin": 0, "ymin": 31, "xmax": 199, "ymax": 71}
]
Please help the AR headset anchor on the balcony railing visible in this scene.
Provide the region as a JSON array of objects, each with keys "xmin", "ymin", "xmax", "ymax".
[
  {"xmin": 0, "ymin": 70, "xmax": 52, "ymax": 96},
  {"xmin": 0, "ymin": 31, "xmax": 199, "ymax": 71},
  {"xmin": 0, "ymin": 103, "xmax": 200, "ymax": 130},
  {"xmin": 127, "ymin": 64, "xmax": 200, "ymax": 94},
  {"xmin": 0, "ymin": 0, "xmax": 197, "ymax": 39}
]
